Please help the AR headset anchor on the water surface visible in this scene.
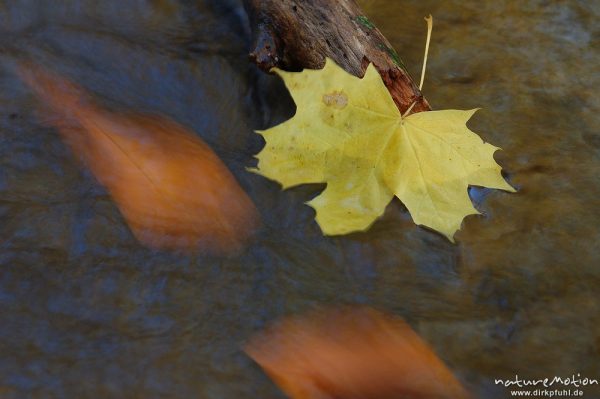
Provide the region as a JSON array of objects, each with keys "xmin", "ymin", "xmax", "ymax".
[{"xmin": 0, "ymin": 0, "xmax": 599, "ymax": 398}]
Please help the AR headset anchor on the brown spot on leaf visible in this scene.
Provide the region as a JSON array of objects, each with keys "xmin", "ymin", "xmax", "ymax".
[{"xmin": 322, "ymin": 91, "xmax": 348, "ymax": 109}]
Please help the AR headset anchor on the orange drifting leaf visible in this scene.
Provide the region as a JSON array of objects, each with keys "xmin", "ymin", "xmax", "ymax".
[
  {"xmin": 19, "ymin": 64, "xmax": 259, "ymax": 254},
  {"xmin": 245, "ymin": 307, "xmax": 470, "ymax": 399}
]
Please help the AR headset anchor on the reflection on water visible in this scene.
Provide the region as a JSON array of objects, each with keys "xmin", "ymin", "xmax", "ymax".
[{"xmin": 0, "ymin": 0, "xmax": 599, "ymax": 398}]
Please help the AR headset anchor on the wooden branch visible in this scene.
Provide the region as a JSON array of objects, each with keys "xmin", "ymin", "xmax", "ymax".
[{"xmin": 243, "ymin": 0, "xmax": 430, "ymax": 114}]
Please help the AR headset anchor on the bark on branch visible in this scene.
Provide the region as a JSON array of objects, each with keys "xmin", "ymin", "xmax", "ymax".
[{"xmin": 243, "ymin": 0, "xmax": 430, "ymax": 114}]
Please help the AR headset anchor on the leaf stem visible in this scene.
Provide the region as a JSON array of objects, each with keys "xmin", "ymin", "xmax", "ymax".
[
  {"xmin": 419, "ymin": 15, "xmax": 433, "ymax": 92},
  {"xmin": 402, "ymin": 101, "xmax": 417, "ymax": 119}
]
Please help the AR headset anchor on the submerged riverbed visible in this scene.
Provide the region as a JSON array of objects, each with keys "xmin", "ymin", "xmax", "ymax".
[{"xmin": 0, "ymin": 0, "xmax": 599, "ymax": 398}]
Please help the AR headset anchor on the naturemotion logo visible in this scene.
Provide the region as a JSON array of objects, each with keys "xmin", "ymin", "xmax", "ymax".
[{"xmin": 495, "ymin": 374, "xmax": 598, "ymax": 397}]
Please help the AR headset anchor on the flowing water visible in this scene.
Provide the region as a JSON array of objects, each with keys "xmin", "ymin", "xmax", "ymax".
[{"xmin": 0, "ymin": 0, "xmax": 599, "ymax": 398}]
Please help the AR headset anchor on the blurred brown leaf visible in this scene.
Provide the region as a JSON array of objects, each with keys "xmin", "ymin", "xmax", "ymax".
[
  {"xmin": 245, "ymin": 307, "xmax": 470, "ymax": 399},
  {"xmin": 19, "ymin": 63, "xmax": 259, "ymax": 254}
]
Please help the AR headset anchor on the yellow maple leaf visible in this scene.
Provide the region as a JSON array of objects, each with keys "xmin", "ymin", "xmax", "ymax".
[{"xmin": 252, "ymin": 59, "xmax": 514, "ymax": 241}]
